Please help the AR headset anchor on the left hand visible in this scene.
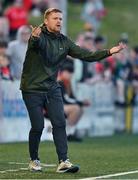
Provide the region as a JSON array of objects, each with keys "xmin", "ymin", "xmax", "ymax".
[{"xmin": 109, "ymin": 42, "xmax": 127, "ymax": 55}]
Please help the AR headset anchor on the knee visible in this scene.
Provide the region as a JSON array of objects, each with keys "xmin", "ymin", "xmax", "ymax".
[
  {"xmin": 74, "ymin": 105, "xmax": 82, "ymax": 115},
  {"xmin": 31, "ymin": 126, "xmax": 44, "ymax": 133},
  {"xmin": 52, "ymin": 119, "xmax": 66, "ymax": 129}
]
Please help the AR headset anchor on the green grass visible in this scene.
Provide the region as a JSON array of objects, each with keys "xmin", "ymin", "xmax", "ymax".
[
  {"xmin": 67, "ymin": 0, "xmax": 138, "ymax": 46},
  {"xmin": 0, "ymin": 134, "xmax": 138, "ymax": 179},
  {"xmin": 100, "ymin": 0, "xmax": 138, "ymax": 46},
  {"xmin": 67, "ymin": 2, "xmax": 84, "ymax": 40}
]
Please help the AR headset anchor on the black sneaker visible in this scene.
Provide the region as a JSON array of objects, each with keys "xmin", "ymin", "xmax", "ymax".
[{"xmin": 67, "ymin": 134, "xmax": 82, "ymax": 142}]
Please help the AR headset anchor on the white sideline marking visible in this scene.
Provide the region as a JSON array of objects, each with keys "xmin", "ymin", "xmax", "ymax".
[
  {"xmin": 8, "ymin": 161, "xmax": 56, "ymax": 167},
  {"xmin": 0, "ymin": 162, "xmax": 56, "ymax": 174},
  {"xmin": 81, "ymin": 170, "xmax": 138, "ymax": 179},
  {"xmin": 0, "ymin": 168, "xmax": 28, "ymax": 174}
]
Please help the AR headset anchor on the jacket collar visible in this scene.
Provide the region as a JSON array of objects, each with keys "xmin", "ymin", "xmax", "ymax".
[{"xmin": 40, "ymin": 23, "xmax": 61, "ymax": 39}]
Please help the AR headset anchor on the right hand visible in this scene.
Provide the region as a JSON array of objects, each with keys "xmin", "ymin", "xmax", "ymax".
[{"xmin": 30, "ymin": 25, "xmax": 41, "ymax": 37}]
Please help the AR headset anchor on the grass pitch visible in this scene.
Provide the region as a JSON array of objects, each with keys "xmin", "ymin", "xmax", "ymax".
[{"xmin": 0, "ymin": 134, "xmax": 138, "ymax": 179}]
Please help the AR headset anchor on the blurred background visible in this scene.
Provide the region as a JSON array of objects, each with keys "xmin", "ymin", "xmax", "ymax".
[{"xmin": 0, "ymin": 0, "xmax": 138, "ymax": 142}]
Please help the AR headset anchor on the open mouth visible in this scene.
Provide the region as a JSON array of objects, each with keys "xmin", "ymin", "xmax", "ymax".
[{"xmin": 56, "ymin": 25, "xmax": 61, "ymax": 28}]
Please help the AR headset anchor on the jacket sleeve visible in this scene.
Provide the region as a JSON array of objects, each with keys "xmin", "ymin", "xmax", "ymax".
[
  {"xmin": 28, "ymin": 34, "xmax": 43, "ymax": 49},
  {"xmin": 67, "ymin": 38, "xmax": 111, "ymax": 62}
]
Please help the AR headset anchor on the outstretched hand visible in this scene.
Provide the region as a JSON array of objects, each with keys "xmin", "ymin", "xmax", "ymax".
[
  {"xmin": 30, "ymin": 25, "xmax": 41, "ymax": 38},
  {"xmin": 109, "ymin": 42, "xmax": 127, "ymax": 55}
]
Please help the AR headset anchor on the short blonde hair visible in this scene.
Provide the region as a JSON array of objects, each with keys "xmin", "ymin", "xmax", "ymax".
[{"xmin": 44, "ymin": 8, "xmax": 62, "ymax": 20}]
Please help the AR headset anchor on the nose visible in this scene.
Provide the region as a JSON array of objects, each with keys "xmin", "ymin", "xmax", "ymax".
[
  {"xmin": 57, "ymin": 19, "xmax": 61, "ymax": 24},
  {"xmin": 58, "ymin": 18, "xmax": 62, "ymax": 23}
]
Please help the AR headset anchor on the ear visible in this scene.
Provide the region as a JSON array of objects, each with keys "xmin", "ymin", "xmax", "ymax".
[{"xmin": 44, "ymin": 19, "xmax": 48, "ymax": 25}]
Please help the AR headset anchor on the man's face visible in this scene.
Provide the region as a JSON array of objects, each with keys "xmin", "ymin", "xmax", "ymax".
[
  {"xmin": 44, "ymin": 12, "xmax": 63, "ymax": 33},
  {"xmin": 0, "ymin": 56, "xmax": 9, "ymax": 67},
  {"xmin": 0, "ymin": 47, "xmax": 7, "ymax": 55}
]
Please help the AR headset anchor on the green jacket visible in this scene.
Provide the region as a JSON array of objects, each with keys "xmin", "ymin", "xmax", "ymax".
[{"xmin": 20, "ymin": 24, "xmax": 110, "ymax": 92}]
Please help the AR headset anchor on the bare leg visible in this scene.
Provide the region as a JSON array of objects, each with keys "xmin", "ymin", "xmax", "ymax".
[{"xmin": 64, "ymin": 104, "xmax": 83, "ymax": 126}]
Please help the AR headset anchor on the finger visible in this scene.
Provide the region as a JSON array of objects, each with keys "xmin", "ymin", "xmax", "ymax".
[
  {"xmin": 30, "ymin": 25, "xmax": 34, "ymax": 31},
  {"xmin": 36, "ymin": 27, "xmax": 41, "ymax": 32},
  {"xmin": 34, "ymin": 35, "xmax": 40, "ymax": 37},
  {"xmin": 31, "ymin": 26, "xmax": 39, "ymax": 33},
  {"xmin": 35, "ymin": 31, "xmax": 41, "ymax": 37},
  {"xmin": 36, "ymin": 28, "xmax": 41, "ymax": 35},
  {"xmin": 37, "ymin": 29, "xmax": 41, "ymax": 35}
]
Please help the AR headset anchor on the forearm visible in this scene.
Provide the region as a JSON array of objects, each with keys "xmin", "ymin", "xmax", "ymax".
[
  {"xmin": 79, "ymin": 49, "xmax": 111, "ymax": 62},
  {"xmin": 68, "ymin": 38, "xmax": 111, "ymax": 62},
  {"xmin": 69, "ymin": 48, "xmax": 111, "ymax": 62}
]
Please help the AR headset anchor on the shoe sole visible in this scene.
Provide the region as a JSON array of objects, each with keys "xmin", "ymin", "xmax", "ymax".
[
  {"xmin": 28, "ymin": 168, "xmax": 42, "ymax": 172},
  {"xmin": 57, "ymin": 166, "xmax": 80, "ymax": 173}
]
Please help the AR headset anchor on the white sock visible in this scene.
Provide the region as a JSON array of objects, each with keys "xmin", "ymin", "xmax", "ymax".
[{"xmin": 66, "ymin": 125, "xmax": 76, "ymax": 136}]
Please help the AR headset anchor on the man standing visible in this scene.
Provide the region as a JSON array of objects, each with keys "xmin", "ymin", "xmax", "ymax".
[{"xmin": 20, "ymin": 8, "xmax": 126, "ymax": 173}]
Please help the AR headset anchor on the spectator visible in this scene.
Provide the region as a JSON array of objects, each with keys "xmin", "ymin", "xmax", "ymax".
[
  {"xmin": 58, "ymin": 61, "xmax": 90, "ymax": 141},
  {"xmin": 79, "ymin": 35, "xmax": 95, "ymax": 82},
  {"xmin": 4, "ymin": 0, "xmax": 28, "ymax": 40},
  {"xmin": 0, "ymin": 54, "xmax": 12, "ymax": 80},
  {"xmin": 7, "ymin": 25, "xmax": 31, "ymax": 80},
  {"xmin": 0, "ymin": 8, "xmax": 9, "ymax": 41},
  {"xmin": 76, "ymin": 23, "xmax": 95, "ymax": 47},
  {"xmin": 94, "ymin": 35, "xmax": 106, "ymax": 50},
  {"xmin": 119, "ymin": 32, "xmax": 129, "ymax": 45},
  {"xmin": 114, "ymin": 51, "xmax": 132, "ymax": 106},
  {"xmin": 81, "ymin": 0, "xmax": 106, "ymax": 33},
  {"xmin": 0, "ymin": 41, "xmax": 8, "ymax": 55},
  {"xmin": 103, "ymin": 61, "xmax": 113, "ymax": 82},
  {"xmin": 130, "ymin": 46, "xmax": 138, "ymax": 65},
  {"xmin": 86, "ymin": 62, "xmax": 104, "ymax": 84},
  {"xmin": 30, "ymin": 1, "xmax": 48, "ymax": 16},
  {"xmin": 74, "ymin": 34, "xmax": 95, "ymax": 83},
  {"xmin": 106, "ymin": 56, "xmax": 116, "ymax": 74},
  {"xmin": 73, "ymin": 24, "xmax": 96, "ymax": 84},
  {"xmin": 23, "ymin": 0, "xmax": 33, "ymax": 12}
]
